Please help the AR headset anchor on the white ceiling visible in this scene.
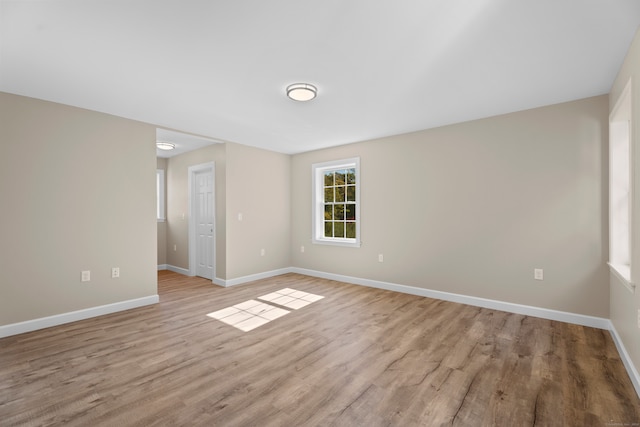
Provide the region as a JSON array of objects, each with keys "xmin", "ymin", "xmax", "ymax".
[
  {"xmin": 156, "ymin": 128, "xmax": 221, "ymax": 158},
  {"xmin": 1, "ymin": 1, "xmax": 639, "ymax": 155}
]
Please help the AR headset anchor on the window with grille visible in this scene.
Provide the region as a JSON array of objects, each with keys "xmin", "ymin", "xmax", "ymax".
[
  {"xmin": 312, "ymin": 158, "xmax": 360, "ymax": 247},
  {"xmin": 609, "ymin": 79, "xmax": 633, "ymax": 291}
]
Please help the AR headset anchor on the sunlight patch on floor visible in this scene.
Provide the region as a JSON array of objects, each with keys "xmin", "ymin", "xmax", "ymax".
[
  {"xmin": 258, "ymin": 288, "xmax": 324, "ymax": 309},
  {"xmin": 207, "ymin": 299, "xmax": 289, "ymax": 332},
  {"xmin": 206, "ymin": 289, "xmax": 324, "ymax": 332}
]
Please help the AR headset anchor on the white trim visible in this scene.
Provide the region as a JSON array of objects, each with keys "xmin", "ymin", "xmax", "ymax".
[
  {"xmin": 0, "ymin": 295, "xmax": 159, "ymax": 338},
  {"xmin": 293, "ymin": 266, "xmax": 636, "ymax": 397},
  {"xmin": 609, "ymin": 78, "xmax": 635, "ymax": 281},
  {"xmin": 222, "ymin": 268, "xmax": 294, "ymax": 288},
  {"xmin": 188, "ymin": 162, "xmax": 216, "ymax": 281},
  {"xmin": 163, "ymin": 264, "xmax": 224, "ymax": 286},
  {"xmin": 6, "ymin": 266, "xmax": 638, "ymax": 397},
  {"xmin": 609, "ymin": 322, "xmax": 640, "ymax": 398},
  {"xmin": 312, "ymin": 157, "xmax": 361, "ymax": 247},
  {"xmin": 291, "ymin": 267, "xmax": 610, "ymax": 329},
  {"xmin": 166, "ymin": 264, "xmax": 191, "ymax": 276},
  {"xmin": 608, "ymin": 262, "xmax": 635, "ymax": 293},
  {"xmin": 164, "ymin": 265, "xmax": 294, "ymax": 288}
]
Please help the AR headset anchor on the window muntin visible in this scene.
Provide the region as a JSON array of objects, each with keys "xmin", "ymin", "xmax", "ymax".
[
  {"xmin": 323, "ymin": 168, "xmax": 357, "ymax": 239},
  {"xmin": 312, "ymin": 158, "xmax": 360, "ymax": 247}
]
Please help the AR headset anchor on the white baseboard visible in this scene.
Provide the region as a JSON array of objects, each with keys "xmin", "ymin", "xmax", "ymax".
[
  {"xmin": 158, "ymin": 265, "xmax": 277, "ymax": 288},
  {"xmin": 5, "ymin": 266, "xmax": 639, "ymax": 399},
  {"xmin": 219, "ymin": 268, "xmax": 294, "ymax": 287},
  {"xmin": 166, "ymin": 264, "xmax": 191, "ymax": 276},
  {"xmin": 0, "ymin": 295, "xmax": 159, "ymax": 339},
  {"xmin": 291, "ymin": 267, "xmax": 610, "ymax": 330},
  {"xmin": 292, "ymin": 268, "xmax": 640, "ymax": 396},
  {"xmin": 608, "ymin": 323, "xmax": 640, "ymax": 398},
  {"xmin": 213, "ymin": 277, "xmax": 225, "ymax": 287}
]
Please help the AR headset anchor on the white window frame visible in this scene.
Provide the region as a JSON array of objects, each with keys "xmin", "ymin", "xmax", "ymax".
[
  {"xmin": 608, "ymin": 79, "xmax": 634, "ymax": 292},
  {"xmin": 157, "ymin": 169, "xmax": 166, "ymax": 222},
  {"xmin": 312, "ymin": 157, "xmax": 361, "ymax": 247}
]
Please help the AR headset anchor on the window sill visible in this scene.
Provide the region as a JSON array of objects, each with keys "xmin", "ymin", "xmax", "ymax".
[
  {"xmin": 312, "ymin": 238, "xmax": 361, "ymax": 248},
  {"xmin": 608, "ymin": 262, "xmax": 635, "ymax": 293}
]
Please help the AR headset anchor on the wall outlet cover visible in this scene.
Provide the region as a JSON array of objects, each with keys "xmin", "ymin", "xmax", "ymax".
[{"xmin": 534, "ymin": 268, "xmax": 544, "ymax": 280}]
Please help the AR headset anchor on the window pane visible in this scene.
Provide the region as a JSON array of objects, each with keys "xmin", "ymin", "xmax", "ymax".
[
  {"xmin": 346, "ymin": 222, "xmax": 356, "ymax": 238},
  {"xmin": 346, "ymin": 169, "xmax": 356, "ymax": 184},
  {"xmin": 324, "ymin": 204, "xmax": 333, "ymax": 220},
  {"xmin": 313, "ymin": 158, "xmax": 359, "ymax": 246},
  {"xmin": 324, "ymin": 171, "xmax": 334, "ymax": 187},
  {"xmin": 346, "ymin": 185, "xmax": 356, "ymax": 202},
  {"xmin": 324, "ymin": 221, "xmax": 333, "ymax": 238},
  {"xmin": 345, "ymin": 204, "xmax": 356, "ymax": 221},
  {"xmin": 324, "ymin": 187, "xmax": 334, "ymax": 203}
]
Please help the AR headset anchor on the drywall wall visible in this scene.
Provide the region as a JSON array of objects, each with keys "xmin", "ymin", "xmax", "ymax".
[
  {"xmin": 0, "ymin": 92, "xmax": 157, "ymax": 325},
  {"xmin": 225, "ymin": 142, "xmax": 291, "ymax": 279},
  {"xmin": 165, "ymin": 144, "xmax": 227, "ymax": 279},
  {"xmin": 609, "ymin": 28, "xmax": 640, "ymax": 376},
  {"xmin": 291, "ymin": 95, "xmax": 609, "ymax": 317},
  {"xmin": 157, "ymin": 157, "xmax": 168, "ymax": 266}
]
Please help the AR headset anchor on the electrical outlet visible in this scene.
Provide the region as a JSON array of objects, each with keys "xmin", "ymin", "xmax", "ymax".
[
  {"xmin": 300, "ymin": 246, "xmax": 305, "ymax": 253},
  {"xmin": 173, "ymin": 244, "xmax": 177, "ymax": 251},
  {"xmin": 534, "ymin": 268, "xmax": 543, "ymax": 280},
  {"xmin": 378, "ymin": 254, "xmax": 384, "ymax": 263},
  {"xmin": 81, "ymin": 270, "xmax": 91, "ymax": 282},
  {"xmin": 112, "ymin": 267, "xmax": 120, "ymax": 278},
  {"xmin": 238, "ymin": 213, "xmax": 243, "ymax": 221},
  {"xmin": 260, "ymin": 248, "xmax": 265, "ymax": 256}
]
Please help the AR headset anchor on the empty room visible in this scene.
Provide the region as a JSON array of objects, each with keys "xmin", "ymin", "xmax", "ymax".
[{"xmin": 2, "ymin": 1, "xmax": 640, "ymax": 426}]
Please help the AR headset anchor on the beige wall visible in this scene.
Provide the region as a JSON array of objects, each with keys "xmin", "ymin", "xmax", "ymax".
[
  {"xmin": 0, "ymin": 92, "xmax": 157, "ymax": 326},
  {"xmin": 165, "ymin": 144, "xmax": 227, "ymax": 278},
  {"xmin": 609, "ymin": 28, "xmax": 640, "ymax": 374},
  {"xmin": 292, "ymin": 95, "xmax": 609, "ymax": 317},
  {"xmin": 157, "ymin": 157, "xmax": 168, "ymax": 266},
  {"xmin": 225, "ymin": 142, "xmax": 291, "ymax": 279},
  {"xmin": 163, "ymin": 142, "xmax": 290, "ymax": 281}
]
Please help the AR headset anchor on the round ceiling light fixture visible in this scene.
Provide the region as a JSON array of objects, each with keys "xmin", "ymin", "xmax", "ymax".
[
  {"xmin": 286, "ymin": 83, "xmax": 317, "ymax": 102},
  {"xmin": 156, "ymin": 141, "xmax": 176, "ymax": 150}
]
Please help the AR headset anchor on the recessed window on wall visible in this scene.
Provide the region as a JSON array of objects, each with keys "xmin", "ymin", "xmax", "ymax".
[
  {"xmin": 312, "ymin": 157, "xmax": 360, "ymax": 247},
  {"xmin": 609, "ymin": 79, "xmax": 634, "ymax": 291},
  {"xmin": 157, "ymin": 169, "xmax": 165, "ymax": 222}
]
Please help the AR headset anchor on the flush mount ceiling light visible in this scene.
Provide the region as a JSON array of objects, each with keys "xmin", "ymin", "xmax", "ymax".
[
  {"xmin": 156, "ymin": 141, "xmax": 176, "ymax": 150},
  {"xmin": 286, "ymin": 83, "xmax": 317, "ymax": 102}
]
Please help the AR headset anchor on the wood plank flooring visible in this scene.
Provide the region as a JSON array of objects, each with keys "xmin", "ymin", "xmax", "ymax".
[{"xmin": 1, "ymin": 271, "xmax": 639, "ymax": 426}]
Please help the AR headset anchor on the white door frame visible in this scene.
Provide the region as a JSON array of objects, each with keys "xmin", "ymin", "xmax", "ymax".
[{"xmin": 188, "ymin": 162, "xmax": 216, "ymax": 282}]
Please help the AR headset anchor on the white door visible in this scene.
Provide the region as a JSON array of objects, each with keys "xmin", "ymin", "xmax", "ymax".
[{"xmin": 195, "ymin": 170, "xmax": 214, "ymax": 279}]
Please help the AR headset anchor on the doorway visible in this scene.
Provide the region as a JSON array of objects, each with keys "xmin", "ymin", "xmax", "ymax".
[{"xmin": 188, "ymin": 162, "xmax": 215, "ymax": 281}]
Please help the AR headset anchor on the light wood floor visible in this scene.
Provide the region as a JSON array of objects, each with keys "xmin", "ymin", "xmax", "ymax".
[{"xmin": 1, "ymin": 271, "xmax": 639, "ymax": 426}]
